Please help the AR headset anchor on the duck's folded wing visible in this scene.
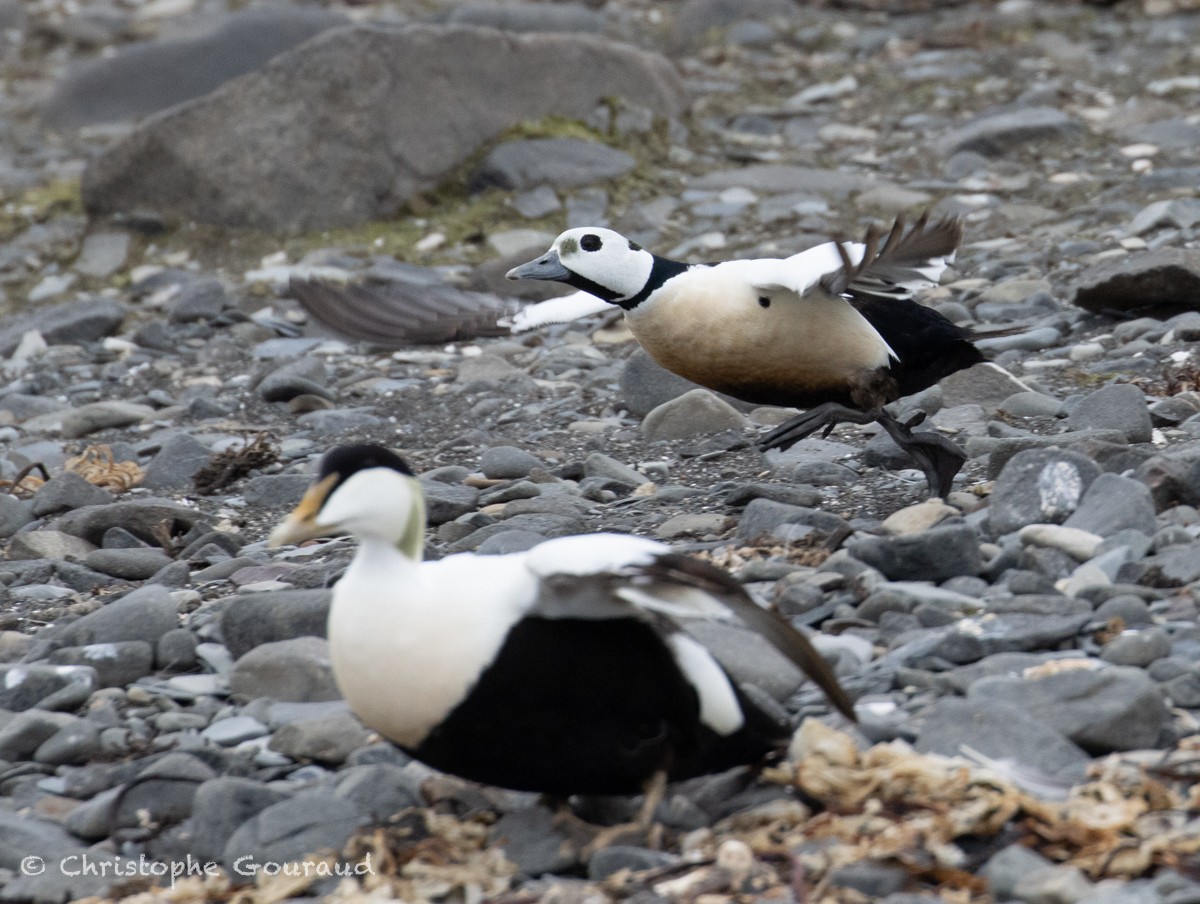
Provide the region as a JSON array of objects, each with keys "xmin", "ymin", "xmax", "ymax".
[
  {"xmin": 289, "ymin": 278, "xmax": 610, "ymax": 346},
  {"xmin": 821, "ymin": 213, "xmax": 963, "ymax": 302},
  {"xmin": 631, "ymin": 553, "xmax": 856, "ymax": 721},
  {"xmin": 523, "ymin": 535, "xmax": 855, "ymax": 720}
]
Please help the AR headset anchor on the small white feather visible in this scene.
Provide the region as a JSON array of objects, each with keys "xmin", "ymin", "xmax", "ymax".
[
  {"xmin": 666, "ymin": 634, "xmax": 744, "ymax": 735},
  {"xmin": 503, "ymin": 291, "xmax": 614, "ymax": 332}
]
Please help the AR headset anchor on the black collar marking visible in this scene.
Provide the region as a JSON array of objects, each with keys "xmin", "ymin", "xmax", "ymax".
[
  {"xmin": 617, "ymin": 257, "xmax": 693, "ymax": 310},
  {"xmin": 561, "ymin": 256, "xmax": 693, "ymax": 311},
  {"xmin": 563, "ymin": 271, "xmax": 626, "ymax": 305}
]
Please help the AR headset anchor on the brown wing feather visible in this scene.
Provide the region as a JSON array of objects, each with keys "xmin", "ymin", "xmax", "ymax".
[
  {"xmin": 640, "ymin": 553, "xmax": 856, "ymax": 721},
  {"xmin": 289, "ymin": 277, "xmax": 519, "ymax": 346},
  {"xmin": 820, "ymin": 213, "xmax": 963, "ymax": 302}
]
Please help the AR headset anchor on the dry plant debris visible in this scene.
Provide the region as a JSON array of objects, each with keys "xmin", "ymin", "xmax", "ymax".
[
  {"xmin": 700, "ymin": 537, "xmax": 834, "ymax": 573},
  {"xmin": 0, "ymin": 445, "xmax": 143, "ymax": 497},
  {"xmin": 192, "ymin": 433, "xmax": 280, "ymax": 495},
  {"xmin": 80, "ymin": 725, "xmax": 1200, "ymax": 904},
  {"xmin": 0, "ymin": 461, "xmax": 51, "ymax": 497},
  {"xmin": 66, "ymin": 445, "xmax": 145, "ymax": 491}
]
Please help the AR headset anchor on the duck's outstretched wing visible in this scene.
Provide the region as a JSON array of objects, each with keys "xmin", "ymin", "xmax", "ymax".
[
  {"xmin": 821, "ymin": 213, "xmax": 963, "ymax": 302},
  {"xmin": 522, "ymin": 534, "xmax": 856, "ymax": 722},
  {"xmin": 289, "ymin": 277, "xmax": 611, "ymax": 346}
]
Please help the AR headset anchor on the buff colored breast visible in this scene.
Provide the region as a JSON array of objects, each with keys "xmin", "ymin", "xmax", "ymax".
[{"xmin": 623, "ymin": 269, "xmax": 894, "ymax": 405}]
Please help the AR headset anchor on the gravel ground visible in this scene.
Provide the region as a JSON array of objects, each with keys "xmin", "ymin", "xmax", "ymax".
[{"xmin": 2, "ymin": 1, "xmax": 1200, "ymax": 902}]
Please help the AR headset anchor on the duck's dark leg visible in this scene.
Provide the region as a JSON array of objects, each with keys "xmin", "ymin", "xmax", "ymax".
[
  {"xmin": 875, "ymin": 411, "xmax": 966, "ymax": 499},
  {"xmin": 759, "ymin": 404, "xmax": 966, "ymax": 498},
  {"xmin": 757, "ymin": 402, "xmax": 879, "ymax": 452}
]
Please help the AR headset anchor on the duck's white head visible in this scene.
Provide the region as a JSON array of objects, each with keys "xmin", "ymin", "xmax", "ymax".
[
  {"xmin": 269, "ymin": 444, "xmax": 425, "ymax": 558},
  {"xmin": 505, "ymin": 227, "xmax": 656, "ymax": 306}
]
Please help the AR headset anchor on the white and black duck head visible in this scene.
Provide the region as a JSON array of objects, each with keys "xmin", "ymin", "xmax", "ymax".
[
  {"xmin": 505, "ymin": 226, "xmax": 688, "ymax": 310},
  {"xmin": 269, "ymin": 443, "xmax": 425, "ymax": 558}
]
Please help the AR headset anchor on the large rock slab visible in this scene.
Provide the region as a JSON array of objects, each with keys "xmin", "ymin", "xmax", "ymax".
[
  {"xmin": 220, "ymin": 589, "xmax": 332, "ymax": 660},
  {"xmin": 1070, "ymin": 248, "xmax": 1200, "ymax": 315},
  {"xmin": 936, "ymin": 107, "xmax": 1084, "ymax": 157},
  {"xmin": 967, "ymin": 666, "xmax": 1168, "ymax": 754},
  {"xmin": 0, "ymin": 297, "xmax": 125, "ymax": 357},
  {"xmin": 82, "ymin": 25, "xmax": 684, "ymax": 231},
  {"xmin": 43, "ymin": 5, "xmax": 348, "ymax": 128}
]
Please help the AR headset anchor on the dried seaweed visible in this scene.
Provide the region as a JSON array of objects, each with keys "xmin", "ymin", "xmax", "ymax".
[
  {"xmin": 192, "ymin": 434, "xmax": 280, "ymax": 496},
  {"xmin": 0, "ymin": 445, "xmax": 143, "ymax": 497},
  {"xmin": 74, "ymin": 723, "xmax": 1200, "ymax": 904},
  {"xmin": 0, "ymin": 461, "xmax": 50, "ymax": 497},
  {"xmin": 67, "ymin": 445, "xmax": 144, "ymax": 492}
]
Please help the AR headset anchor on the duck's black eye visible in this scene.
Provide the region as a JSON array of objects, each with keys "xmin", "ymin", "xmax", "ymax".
[
  {"xmin": 758, "ymin": 296, "xmax": 771, "ymax": 308},
  {"xmin": 580, "ymin": 234, "xmax": 602, "ymax": 252}
]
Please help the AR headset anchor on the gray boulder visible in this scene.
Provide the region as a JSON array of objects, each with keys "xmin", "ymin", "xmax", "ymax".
[
  {"xmin": 221, "ymin": 589, "xmax": 332, "ymax": 660},
  {"xmin": 937, "ymin": 107, "xmax": 1084, "ymax": 157},
  {"xmin": 43, "ymin": 5, "xmax": 348, "ymax": 128},
  {"xmin": 0, "ymin": 296, "xmax": 124, "ymax": 357},
  {"xmin": 82, "ymin": 25, "xmax": 684, "ymax": 231},
  {"xmin": 1071, "ymin": 248, "xmax": 1200, "ymax": 315}
]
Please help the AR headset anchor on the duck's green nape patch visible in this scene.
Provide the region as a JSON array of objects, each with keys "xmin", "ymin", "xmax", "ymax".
[{"xmin": 398, "ymin": 485, "xmax": 426, "ymax": 561}]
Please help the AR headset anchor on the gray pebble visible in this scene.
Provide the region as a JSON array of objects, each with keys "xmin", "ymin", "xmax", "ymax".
[
  {"xmin": 202, "ymin": 715, "xmax": 270, "ymax": 746},
  {"xmin": 988, "ymin": 448, "xmax": 1101, "ymax": 536},
  {"xmin": 34, "ymin": 719, "xmax": 102, "ymax": 766},
  {"xmin": 51, "ymin": 583, "xmax": 178, "ymax": 647},
  {"xmin": 31, "ymin": 471, "xmax": 116, "ymax": 517},
  {"xmin": 157, "ymin": 628, "xmax": 199, "ymax": 670},
  {"xmin": 48, "ymin": 641, "xmax": 154, "ymax": 687},
  {"xmin": 421, "ymin": 480, "xmax": 480, "ymax": 525},
  {"xmin": 8, "ymin": 530, "xmax": 99, "ymax": 563},
  {"xmin": 222, "ymin": 790, "xmax": 365, "ymax": 873},
  {"xmin": 1066, "ymin": 383, "xmax": 1153, "ymax": 443},
  {"xmin": 140, "ymin": 432, "xmax": 214, "ymax": 490},
  {"xmin": 85, "ymin": 547, "xmax": 174, "ymax": 579},
  {"xmin": 848, "ymin": 525, "xmax": 982, "ymax": 582},
  {"xmin": 189, "ymin": 776, "xmax": 291, "ymax": 862},
  {"xmin": 219, "ymin": 589, "xmax": 331, "ymax": 660},
  {"xmin": 1101, "ymin": 628, "xmax": 1172, "ymax": 667},
  {"xmin": 243, "ymin": 473, "xmax": 312, "ymax": 508},
  {"xmin": 0, "ymin": 710, "xmax": 80, "ymax": 761},
  {"xmin": 229, "ymin": 636, "xmax": 341, "ymax": 703},
  {"xmin": 915, "ymin": 698, "xmax": 1088, "ymax": 783},
  {"xmin": 642, "ymin": 389, "xmax": 748, "ymax": 441},
  {"xmin": 967, "ymin": 665, "xmax": 1168, "ymax": 754},
  {"xmin": 168, "ymin": 277, "xmax": 227, "ymax": 323},
  {"xmin": 479, "ymin": 445, "xmax": 545, "ymax": 479},
  {"xmin": 268, "ymin": 709, "xmax": 371, "ymax": 765},
  {"xmin": 0, "ymin": 663, "xmax": 97, "ymax": 712},
  {"xmin": 1063, "ymin": 473, "xmax": 1157, "ymax": 538}
]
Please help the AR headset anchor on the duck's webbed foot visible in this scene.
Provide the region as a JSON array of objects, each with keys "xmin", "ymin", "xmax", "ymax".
[
  {"xmin": 757, "ymin": 403, "xmax": 879, "ymax": 452},
  {"xmin": 877, "ymin": 411, "xmax": 966, "ymax": 499}
]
